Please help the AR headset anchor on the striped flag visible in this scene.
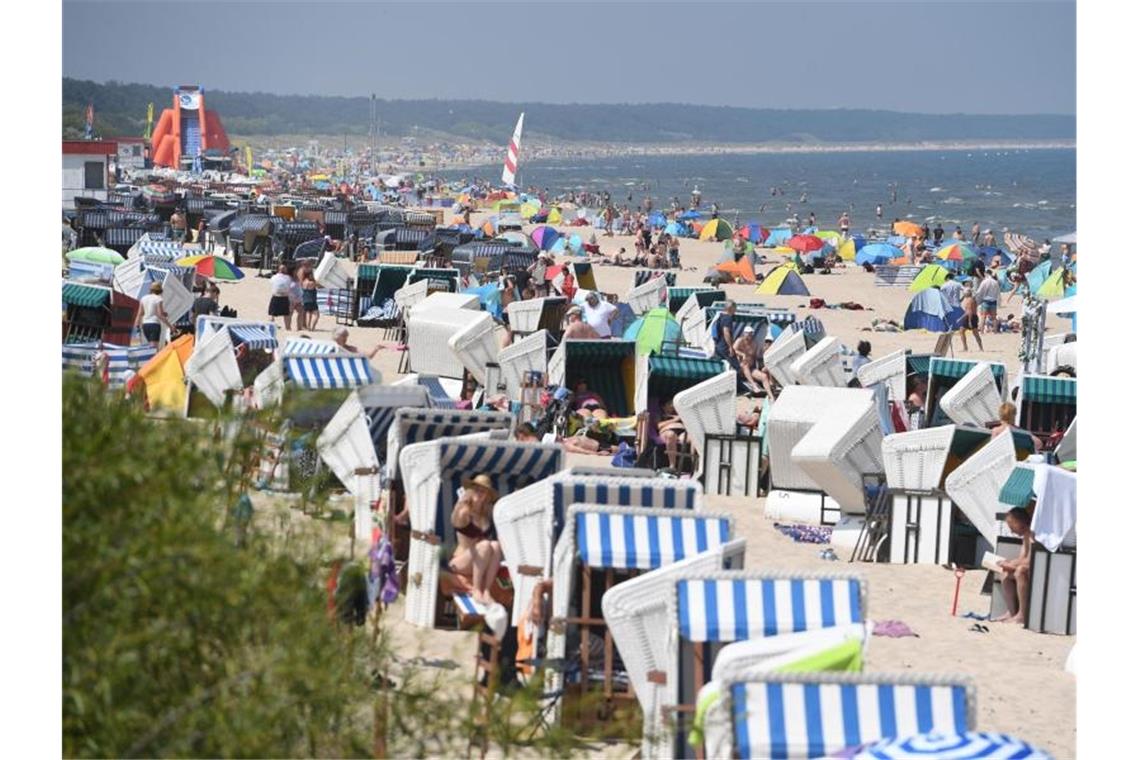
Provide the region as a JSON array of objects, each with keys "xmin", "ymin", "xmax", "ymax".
[{"xmin": 501, "ymin": 112, "xmax": 524, "ymax": 187}]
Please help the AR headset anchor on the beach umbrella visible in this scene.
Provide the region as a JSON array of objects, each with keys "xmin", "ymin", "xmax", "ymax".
[
  {"xmin": 902, "ymin": 288, "xmax": 963, "ymax": 331},
  {"xmin": 909, "ymin": 263, "xmax": 950, "ymax": 292},
  {"xmin": 765, "ymin": 227, "xmax": 793, "ymax": 246},
  {"xmin": 678, "ymin": 210, "xmax": 703, "ymax": 221},
  {"xmin": 756, "ymin": 264, "xmax": 811, "ymax": 296},
  {"xmin": 531, "ymin": 226, "xmax": 561, "ymax": 250},
  {"xmin": 622, "ymin": 307, "xmax": 682, "ymax": 356},
  {"xmin": 836, "ymin": 238, "xmax": 856, "ymax": 261},
  {"xmin": 936, "ymin": 242, "xmax": 979, "ymax": 263},
  {"xmin": 647, "ymin": 211, "xmax": 667, "ymax": 228},
  {"xmin": 1036, "ymin": 267, "xmax": 1068, "ymax": 299},
  {"xmin": 851, "ymin": 732, "xmax": 1052, "ymax": 759},
  {"xmin": 894, "ymin": 220, "xmax": 924, "ymax": 237},
  {"xmin": 699, "ymin": 218, "xmax": 734, "ymax": 241},
  {"xmin": 174, "ymin": 254, "xmax": 244, "ymax": 281},
  {"xmin": 977, "ymin": 245, "xmax": 1010, "ymax": 267},
  {"xmin": 738, "ymin": 222, "xmax": 770, "ymax": 243},
  {"xmin": 1005, "ymin": 231, "xmax": 1039, "ymax": 257},
  {"xmin": 67, "ymin": 247, "xmax": 126, "ymax": 265},
  {"xmin": 855, "ymin": 243, "xmax": 903, "ymax": 266},
  {"xmin": 786, "ymin": 234, "xmax": 825, "ymax": 253}
]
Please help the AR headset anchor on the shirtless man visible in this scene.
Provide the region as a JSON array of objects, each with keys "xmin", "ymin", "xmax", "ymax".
[
  {"xmin": 959, "ymin": 286, "xmax": 984, "ymax": 351},
  {"xmin": 732, "ymin": 325, "xmax": 774, "ymax": 397},
  {"xmin": 563, "ymin": 307, "xmax": 600, "ymax": 340},
  {"xmin": 993, "ymin": 507, "xmax": 1034, "ymax": 624}
]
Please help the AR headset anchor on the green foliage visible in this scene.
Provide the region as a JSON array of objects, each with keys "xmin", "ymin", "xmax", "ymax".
[
  {"xmin": 61, "ymin": 377, "xmax": 593, "ymax": 758},
  {"xmin": 63, "ymin": 77, "xmax": 1075, "ymax": 143}
]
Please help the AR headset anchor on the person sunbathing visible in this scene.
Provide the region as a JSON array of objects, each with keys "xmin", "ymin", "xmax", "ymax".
[
  {"xmin": 732, "ymin": 325, "xmax": 774, "ymax": 397},
  {"xmin": 447, "ymin": 474, "xmax": 502, "ymax": 605},
  {"xmin": 571, "ymin": 379, "xmax": 608, "ymax": 421},
  {"xmin": 657, "ymin": 402, "xmax": 688, "ymax": 472},
  {"xmin": 993, "ymin": 507, "xmax": 1034, "ymax": 624}
]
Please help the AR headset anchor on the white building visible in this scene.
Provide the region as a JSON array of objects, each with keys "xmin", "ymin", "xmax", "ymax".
[{"xmin": 63, "ymin": 140, "xmax": 117, "ymax": 207}]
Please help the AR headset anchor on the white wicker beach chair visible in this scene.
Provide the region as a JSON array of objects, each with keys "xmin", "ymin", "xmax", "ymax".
[
  {"xmin": 448, "ymin": 311, "xmax": 499, "ymax": 385},
  {"xmin": 399, "ymin": 437, "xmax": 564, "ymax": 628},
  {"xmin": 410, "ymin": 291, "xmax": 480, "ymax": 313},
  {"xmin": 385, "ymin": 408, "xmax": 515, "ymax": 485},
  {"xmin": 791, "ymin": 336, "xmax": 847, "ymax": 387},
  {"xmin": 1055, "ymin": 417, "xmax": 1076, "ymax": 463},
  {"xmin": 184, "ymin": 326, "xmax": 242, "ymax": 408},
  {"xmin": 1044, "ymin": 341, "xmax": 1077, "ymax": 375},
  {"xmin": 943, "ymin": 429, "xmax": 1019, "ymax": 551},
  {"xmin": 764, "ymin": 327, "xmax": 809, "ymax": 389},
  {"xmin": 495, "ymin": 472, "xmax": 702, "ymax": 624},
  {"xmin": 315, "ymin": 251, "xmax": 350, "ymax": 290},
  {"xmin": 497, "ymin": 329, "xmax": 549, "ymax": 398},
  {"xmin": 604, "ymin": 539, "xmax": 749, "ymax": 759},
  {"xmin": 252, "ymin": 359, "xmax": 284, "ymax": 409},
  {"xmin": 939, "ymin": 361, "xmax": 1004, "ymax": 427},
  {"xmin": 626, "ymin": 274, "xmax": 669, "ymax": 316},
  {"xmin": 160, "ymin": 270, "xmax": 194, "ymax": 325},
  {"xmin": 407, "ymin": 306, "xmax": 487, "ymax": 379},
  {"xmin": 791, "ymin": 392, "xmax": 883, "ymax": 514},
  {"xmin": 546, "ymin": 504, "xmax": 739, "ymax": 729},
  {"xmin": 505, "ymin": 296, "xmax": 565, "ymax": 334},
  {"xmin": 700, "ymin": 670, "xmax": 974, "ymax": 759},
  {"xmin": 673, "ymin": 370, "xmax": 738, "ymax": 480},
  {"xmin": 677, "ymin": 294, "xmax": 714, "ymax": 355},
  {"xmin": 394, "ymin": 277, "xmax": 430, "ymax": 315},
  {"xmin": 856, "ymin": 349, "xmax": 908, "ymax": 401}
]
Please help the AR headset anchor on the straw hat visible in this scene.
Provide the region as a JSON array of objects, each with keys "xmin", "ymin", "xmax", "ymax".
[{"xmin": 461, "ymin": 474, "xmax": 498, "ymax": 500}]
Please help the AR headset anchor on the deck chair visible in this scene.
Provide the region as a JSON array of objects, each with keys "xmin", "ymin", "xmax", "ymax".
[
  {"xmin": 1017, "ymin": 375, "xmax": 1077, "ymax": 449},
  {"xmin": 316, "ymin": 391, "xmax": 383, "ymax": 542},
  {"xmin": 856, "ymin": 349, "xmax": 909, "ymax": 402},
  {"xmin": 626, "ymin": 274, "xmax": 669, "ymax": 316},
  {"xmin": 938, "ymin": 361, "xmax": 1006, "ymax": 427},
  {"xmin": 701, "ymin": 669, "xmax": 974, "ymax": 759},
  {"xmin": 399, "ymin": 437, "xmax": 564, "ymax": 628},
  {"xmin": 496, "ymin": 472, "xmax": 703, "ymax": 625},
  {"xmin": 791, "ymin": 336, "xmax": 847, "ymax": 387},
  {"xmin": 925, "ymin": 358, "xmax": 1006, "ymax": 429},
  {"xmin": 545, "ymin": 504, "xmax": 740, "ymax": 736},
  {"xmin": 497, "ymin": 329, "xmax": 550, "ymax": 399},
  {"xmin": 662, "ymin": 571, "xmax": 868, "ymax": 759},
  {"xmin": 943, "ymin": 429, "xmax": 1027, "ymax": 553}
]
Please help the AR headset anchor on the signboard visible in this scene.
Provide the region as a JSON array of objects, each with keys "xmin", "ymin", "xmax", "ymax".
[{"xmin": 177, "ymin": 91, "xmax": 201, "ymax": 110}]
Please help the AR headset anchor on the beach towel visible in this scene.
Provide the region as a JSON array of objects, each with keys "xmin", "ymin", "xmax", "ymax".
[
  {"xmin": 872, "ymin": 620, "xmax": 919, "ymax": 638},
  {"xmin": 774, "ymin": 523, "xmax": 833, "ymax": 544},
  {"xmin": 1030, "ymin": 465, "xmax": 1077, "ymax": 551}
]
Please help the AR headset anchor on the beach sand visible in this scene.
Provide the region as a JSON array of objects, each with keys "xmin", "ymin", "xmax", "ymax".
[{"xmin": 224, "ymin": 212, "xmax": 1074, "ymax": 758}]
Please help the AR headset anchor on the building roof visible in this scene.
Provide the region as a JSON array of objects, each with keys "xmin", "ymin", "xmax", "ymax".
[{"xmin": 63, "ymin": 140, "xmax": 118, "ymax": 156}]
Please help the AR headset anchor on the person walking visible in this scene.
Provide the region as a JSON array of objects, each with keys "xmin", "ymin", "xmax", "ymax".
[
  {"xmin": 268, "ymin": 264, "xmax": 294, "ymax": 330},
  {"xmin": 136, "ymin": 282, "xmax": 172, "ymax": 348},
  {"xmin": 959, "ymin": 285, "xmax": 984, "ymax": 351}
]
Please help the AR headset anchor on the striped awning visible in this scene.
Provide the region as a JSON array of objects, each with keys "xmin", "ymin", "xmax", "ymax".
[
  {"xmin": 907, "ymin": 355, "xmax": 931, "ymax": 376},
  {"xmin": 229, "ymin": 323, "xmax": 279, "ymax": 350},
  {"xmin": 567, "ymin": 340, "xmax": 636, "ymax": 361},
  {"xmin": 394, "ymin": 228, "xmax": 430, "ymax": 244},
  {"xmin": 285, "ymin": 355, "xmax": 374, "ymax": 389},
  {"xmin": 416, "ymin": 376, "xmax": 458, "ymax": 408},
  {"xmin": 999, "ymin": 465, "xmax": 1036, "ymax": 508},
  {"xmin": 408, "ymin": 268, "xmax": 460, "ymax": 285},
  {"xmin": 1021, "ymin": 375, "xmax": 1076, "ymax": 404},
  {"xmin": 676, "ymin": 576, "xmax": 864, "ymax": 642},
  {"xmin": 103, "ymin": 228, "xmax": 145, "ymax": 247},
  {"xmin": 283, "ymin": 338, "xmax": 339, "ymax": 355},
  {"xmin": 930, "ymin": 357, "xmax": 1005, "ymax": 384},
  {"xmin": 502, "ymin": 251, "xmax": 538, "ymax": 270},
  {"xmin": 787, "ymin": 316, "xmax": 826, "ymax": 337},
  {"xmin": 395, "ymin": 410, "xmax": 512, "ymax": 448},
  {"xmin": 550, "ymin": 478, "xmax": 700, "ymax": 543},
  {"xmin": 62, "ymin": 282, "xmax": 110, "ymax": 308},
  {"xmin": 634, "ymin": 270, "xmax": 677, "ymax": 287},
  {"xmin": 730, "ymin": 678, "xmax": 971, "ymax": 759},
  {"xmin": 574, "ymin": 510, "xmax": 731, "ymax": 569},
  {"xmin": 649, "ymin": 355, "xmax": 725, "ymax": 381},
  {"xmin": 62, "ymin": 342, "xmax": 155, "ymax": 386}
]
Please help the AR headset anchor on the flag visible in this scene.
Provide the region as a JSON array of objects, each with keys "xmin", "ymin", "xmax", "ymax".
[{"xmin": 501, "ymin": 112, "xmax": 524, "ymax": 187}]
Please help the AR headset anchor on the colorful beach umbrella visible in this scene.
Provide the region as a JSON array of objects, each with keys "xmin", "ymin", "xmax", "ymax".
[
  {"xmin": 738, "ymin": 222, "xmax": 770, "ymax": 244},
  {"xmin": 851, "ymin": 732, "xmax": 1052, "ymax": 759},
  {"xmin": 909, "ymin": 263, "xmax": 950, "ymax": 292},
  {"xmin": 936, "ymin": 242, "xmax": 979, "ymax": 263},
  {"xmin": 699, "ymin": 218, "xmax": 734, "ymax": 241},
  {"xmin": 174, "ymin": 254, "xmax": 245, "ymax": 281},
  {"xmin": 894, "ymin": 220, "xmax": 924, "ymax": 237},
  {"xmin": 855, "ymin": 243, "xmax": 903, "ymax": 266},
  {"xmin": 622, "ymin": 307, "xmax": 682, "ymax": 356},
  {"xmin": 531, "ymin": 225, "xmax": 561, "ymax": 250},
  {"xmin": 66, "ymin": 247, "xmax": 126, "ymax": 265},
  {"xmin": 765, "ymin": 227, "xmax": 793, "ymax": 246},
  {"xmin": 787, "ymin": 234, "xmax": 826, "ymax": 253}
]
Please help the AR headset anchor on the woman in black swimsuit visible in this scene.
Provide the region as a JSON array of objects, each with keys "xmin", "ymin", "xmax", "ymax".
[{"xmin": 447, "ymin": 474, "xmax": 501, "ymax": 604}]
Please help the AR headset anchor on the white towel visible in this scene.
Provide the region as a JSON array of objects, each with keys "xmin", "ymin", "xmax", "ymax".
[{"xmin": 1030, "ymin": 465, "xmax": 1077, "ymax": 551}]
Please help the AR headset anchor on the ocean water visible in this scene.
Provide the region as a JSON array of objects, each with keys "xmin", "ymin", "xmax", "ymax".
[{"xmin": 444, "ymin": 148, "xmax": 1075, "ymax": 241}]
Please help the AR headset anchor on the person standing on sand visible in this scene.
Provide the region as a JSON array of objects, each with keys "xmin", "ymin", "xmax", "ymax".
[
  {"xmin": 971, "ymin": 222, "xmax": 981, "ymax": 245},
  {"xmin": 933, "ymin": 222, "xmax": 945, "ymax": 246},
  {"xmin": 838, "ymin": 211, "xmax": 850, "ymax": 238},
  {"xmin": 959, "ymin": 286, "xmax": 983, "ymax": 351},
  {"xmin": 268, "ymin": 264, "xmax": 294, "ymax": 330}
]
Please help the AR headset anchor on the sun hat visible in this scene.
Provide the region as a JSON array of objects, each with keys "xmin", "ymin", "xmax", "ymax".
[
  {"xmin": 743, "ymin": 325, "xmax": 755, "ymax": 333},
  {"xmin": 461, "ymin": 473, "xmax": 498, "ymax": 500}
]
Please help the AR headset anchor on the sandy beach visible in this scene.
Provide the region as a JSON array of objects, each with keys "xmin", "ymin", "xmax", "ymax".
[{"xmin": 216, "ymin": 209, "xmax": 1075, "ymax": 758}]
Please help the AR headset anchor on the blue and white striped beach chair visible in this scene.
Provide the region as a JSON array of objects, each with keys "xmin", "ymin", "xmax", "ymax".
[
  {"xmin": 283, "ymin": 354, "xmax": 375, "ymax": 389},
  {"xmin": 399, "ymin": 437, "xmax": 563, "ymax": 628},
  {"xmin": 660, "ymin": 570, "xmax": 868, "ymax": 758},
  {"xmin": 701, "ymin": 671, "xmax": 974, "ymax": 759},
  {"xmin": 545, "ymin": 504, "xmax": 740, "ymax": 729},
  {"xmin": 61, "ymin": 342, "xmax": 156, "ymax": 387},
  {"xmin": 496, "ymin": 472, "xmax": 703, "ymax": 625}
]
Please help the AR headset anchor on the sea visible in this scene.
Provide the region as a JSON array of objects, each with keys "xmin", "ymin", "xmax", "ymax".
[{"xmin": 442, "ymin": 148, "xmax": 1075, "ymax": 241}]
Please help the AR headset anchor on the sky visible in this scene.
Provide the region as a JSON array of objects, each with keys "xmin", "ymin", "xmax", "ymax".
[{"xmin": 62, "ymin": 0, "xmax": 1075, "ymax": 115}]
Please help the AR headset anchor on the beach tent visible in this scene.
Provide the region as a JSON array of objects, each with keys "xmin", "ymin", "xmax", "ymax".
[
  {"xmin": 1026, "ymin": 259, "xmax": 1054, "ymax": 294},
  {"xmin": 623, "ymin": 307, "xmax": 683, "ymax": 355},
  {"xmin": 531, "ymin": 225, "xmax": 560, "ymax": 250},
  {"xmin": 679, "ymin": 210, "xmax": 703, "ymax": 221},
  {"xmin": 894, "ymin": 220, "xmax": 923, "ymax": 237},
  {"xmin": 902, "ymin": 288, "xmax": 964, "ymax": 332},
  {"xmin": 836, "ymin": 237, "xmax": 856, "ymax": 261},
  {"xmin": 1036, "ymin": 267, "xmax": 1073, "ymax": 300},
  {"xmin": 698, "ymin": 218, "xmax": 734, "ymax": 241},
  {"xmin": 550, "ymin": 233, "xmax": 583, "ymax": 255},
  {"xmin": 664, "ymin": 221, "xmax": 686, "ymax": 236},
  {"xmin": 855, "ymin": 243, "xmax": 903, "ymax": 266},
  {"xmin": 134, "ymin": 334, "xmax": 195, "ymax": 412},
  {"xmin": 520, "ymin": 201, "xmax": 540, "ymax": 220},
  {"xmin": 909, "ymin": 263, "xmax": 950, "ymax": 292},
  {"xmin": 765, "ymin": 227, "xmax": 793, "ymax": 246},
  {"xmin": 756, "ymin": 264, "xmax": 811, "ymax": 296},
  {"xmin": 715, "ymin": 256, "xmax": 758, "ymax": 283},
  {"xmin": 647, "ymin": 211, "xmax": 668, "ymax": 228},
  {"xmin": 738, "ymin": 222, "xmax": 770, "ymax": 243},
  {"xmin": 546, "ymin": 206, "xmax": 563, "ymax": 225}
]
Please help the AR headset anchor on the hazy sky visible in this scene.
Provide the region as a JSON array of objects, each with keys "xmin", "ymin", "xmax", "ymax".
[{"xmin": 63, "ymin": 0, "xmax": 1075, "ymax": 114}]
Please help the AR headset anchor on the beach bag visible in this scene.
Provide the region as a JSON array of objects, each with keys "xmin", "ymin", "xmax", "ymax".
[{"xmin": 611, "ymin": 441, "xmax": 637, "ymax": 468}]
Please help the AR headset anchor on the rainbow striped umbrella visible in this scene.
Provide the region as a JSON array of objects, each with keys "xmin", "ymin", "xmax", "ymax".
[
  {"xmin": 174, "ymin": 254, "xmax": 245, "ymax": 281},
  {"xmin": 936, "ymin": 242, "xmax": 979, "ymax": 263}
]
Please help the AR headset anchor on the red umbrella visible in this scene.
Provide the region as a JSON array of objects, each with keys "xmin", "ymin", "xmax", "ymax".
[{"xmin": 787, "ymin": 234, "xmax": 826, "ymax": 253}]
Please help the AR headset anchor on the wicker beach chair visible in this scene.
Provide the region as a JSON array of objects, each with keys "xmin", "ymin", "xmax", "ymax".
[
  {"xmin": 505, "ymin": 296, "xmax": 567, "ymax": 338},
  {"xmin": 791, "ymin": 336, "xmax": 847, "ymax": 387},
  {"xmin": 626, "ymin": 274, "xmax": 669, "ymax": 316},
  {"xmin": 925, "ymin": 358, "xmax": 1006, "ymax": 429},
  {"xmin": 672, "ymin": 370, "xmax": 738, "ymax": 482},
  {"xmin": 407, "ymin": 304, "xmax": 488, "ymax": 380},
  {"xmin": 1017, "ymin": 374, "xmax": 1077, "ymax": 448},
  {"xmin": 944, "ymin": 429, "xmax": 1023, "ymax": 552},
  {"xmin": 314, "ymin": 251, "xmax": 350, "ymax": 290},
  {"xmin": 939, "ymin": 361, "xmax": 1006, "ymax": 427},
  {"xmin": 700, "ymin": 670, "xmax": 974, "ymax": 759},
  {"xmin": 765, "ymin": 327, "xmax": 811, "ymax": 389},
  {"xmin": 399, "ymin": 437, "xmax": 564, "ymax": 629},
  {"xmin": 545, "ymin": 504, "xmax": 739, "ymax": 736},
  {"xmin": 856, "ymin": 348, "xmax": 908, "ymax": 401},
  {"xmin": 497, "ymin": 329, "xmax": 550, "ymax": 399},
  {"xmin": 447, "ymin": 310, "xmax": 500, "ymax": 386},
  {"xmin": 495, "ymin": 472, "xmax": 703, "ymax": 625},
  {"xmin": 790, "ymin": 390, "xmax": 884, "ymax": 516},
  {"xmin": 548, "ymin": 339, "xmax": 638, "ymax": 417},
  {"xmin": 184, "ymin": 327, "xmax": 243, "ymax": 408}
]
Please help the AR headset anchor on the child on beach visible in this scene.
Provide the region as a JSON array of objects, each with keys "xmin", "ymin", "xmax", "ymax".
[{"xmin": 301, "ymin": 273, "xmax": 319, "ymax": 330}]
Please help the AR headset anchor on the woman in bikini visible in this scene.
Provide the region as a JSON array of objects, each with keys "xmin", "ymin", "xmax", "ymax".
[
  {"xmin": 447, "ymin": 474, "xmax": 502, "ymax": 604},
  {"xmin": 657, "ymin": 401, "xmax": 688, "ymax": 472}
]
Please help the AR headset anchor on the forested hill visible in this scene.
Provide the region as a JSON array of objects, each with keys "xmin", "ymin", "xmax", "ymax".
[{"xmin": 63, "ymin": 78, "xmax": 1075, "ymax": 143}]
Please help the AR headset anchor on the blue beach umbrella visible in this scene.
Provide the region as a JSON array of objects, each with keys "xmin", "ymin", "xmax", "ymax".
[
  {"xmin": 647, "ymin": 211, "xmax": 667, "ymax": 228},
  {"xmin": 855, "ymin": 243, "xmax": 903, "ymax": 266},
  {"xmin": 852, "ymin": 731, "xmax": 1053, "ymax": 759},
  {"xmin": 765, "ymin": 227, "xmax": 793, "ymax": 246},
  {"xmin": 678, "ymin": 210, "xmax": 703, "ymax": 221},
  {"xmin": 903, "ymin": 288, "xmax": 964, "ymax": 331}
]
